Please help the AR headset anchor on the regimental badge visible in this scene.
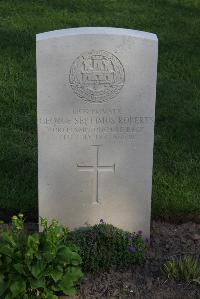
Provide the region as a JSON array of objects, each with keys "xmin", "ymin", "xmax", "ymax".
[{"xmin": 69, "ymin": 50, "xmax": 125, "ymax": 103}]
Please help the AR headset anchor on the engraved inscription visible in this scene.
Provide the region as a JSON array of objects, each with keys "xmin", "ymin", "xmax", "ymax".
[
  {"xmin": 39, "ymin": 108, "xmax": 154, "ymax": 144},
  {"xmin": 77, "ymin": 145, "xmax": 115, "ymax": 204},
  {"xmin": 69, "ymin": 50, "xmax": 125, "ymax": 103}
]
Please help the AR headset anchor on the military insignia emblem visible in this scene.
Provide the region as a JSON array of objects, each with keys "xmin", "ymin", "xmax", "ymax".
[{"xmin": 69, "ymin": 50, "xmax": 125, "ymax": 103}]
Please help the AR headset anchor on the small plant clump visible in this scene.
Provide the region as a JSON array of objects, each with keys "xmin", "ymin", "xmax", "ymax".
[
  {"xmin": 163, "ymin": 255, "xmax": 200, "ymax": 283},
  {"xmin": 70, "ymin": 220, "xmax": 148, "ymax": 273},
  {"xmin": 0, "ymin": 214, "xmax": 83, "ymax": 298}
]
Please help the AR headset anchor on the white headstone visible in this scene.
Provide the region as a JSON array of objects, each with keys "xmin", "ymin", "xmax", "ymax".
[{"xmin": 37, "ymin": 27, "xmax": 158, "ymax": 237}]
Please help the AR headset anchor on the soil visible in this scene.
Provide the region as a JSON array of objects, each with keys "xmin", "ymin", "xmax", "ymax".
[{"xmin": 2, "ymin": 221, "xmax": 200, "ymax": 298}]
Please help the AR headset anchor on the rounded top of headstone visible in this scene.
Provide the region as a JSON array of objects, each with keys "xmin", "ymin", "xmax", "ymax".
[{"xmin": 36, "ymin": 27, "xmax": 158, "ymax": 42}]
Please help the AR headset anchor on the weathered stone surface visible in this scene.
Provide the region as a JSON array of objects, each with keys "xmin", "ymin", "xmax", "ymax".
[{"xmin": 36, "ymin": 27, "xmax": 158, "ymax": 236}]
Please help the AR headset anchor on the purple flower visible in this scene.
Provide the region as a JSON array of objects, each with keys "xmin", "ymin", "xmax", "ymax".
[
  {"xmin": 128, "ymin": 245, "xmax": 137, "ymax": 252},
  {"xmin": 99, "ymin": 219, "xmax": 104, "ymax": 224},
  {"xmin": 128, "ymin": 235, "xmax": 132, "ymax": 242}
]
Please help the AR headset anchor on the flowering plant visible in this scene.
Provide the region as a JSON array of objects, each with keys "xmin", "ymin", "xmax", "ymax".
[
  {"xmin": 127, "ymin": 230, "xmax": 149, "ymax": 264},
  {"xmin": 0, "ymin": 214, "xmax": 83, "ymax": 298},
  {"xmin": 70, "ymin": 221, "xmax": 147, "ymax": 273}
]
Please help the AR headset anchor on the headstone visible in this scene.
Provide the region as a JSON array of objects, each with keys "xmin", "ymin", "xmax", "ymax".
[{"xmin": 37, "ymin": 27, "xmax": 158, "ymax": 237}]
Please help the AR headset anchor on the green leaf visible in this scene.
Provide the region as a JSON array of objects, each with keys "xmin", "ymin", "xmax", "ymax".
[
  {"xmin": 71, "ymin": 252, "xmax": 82, "ymax": 265},
  {"xmin": 0, "ymin": 273, "xmax": 5, "ymax": 283},
  {"xmin": 0, "ymin": 281, "xmax": 9, "ymax": 296},
  {"xmin": 58, "ymin": 274, "xmax": 74, "ymax": 290},
  {"xmin": 31, "ymin": 261, "xmax": 46, "ymax": 279},
  {"xmin": 13, "ymin": 263, "xmax": 24, "ymax": 274},
  {"xmin": 0, "ymin": 244, "xmax": 14, "ymax": 257},
  {"xmin": 10, "ymin": 280, "xmax": 26, "ymax": 295},
  {"xmin": 57, "ymin": 247, "xmax": 73, "ymax": 262},
  {"xmin": 27, "ymin": 234, "xmax": 40, "ymax": 257},
  {"xmin": 2, "ymin": 232, "xmax": 16, "ymax": 247},
  {"xmin": 50, "ymin": 269, "xmax": 63, "ymax": 282},
  {"xmin": 68, "ymin": 267, "xmax": 83, "ymax": 280},
  {"xmin": 42, "ymin": 251, "xmax": 56, "ymax": 263},
  {"xmin": 62, "ymin": 286, "xmax": 76, "ymax": 296},
  {"xmin": 50, "ymin": 284, "xmax": 60, "ymax": 291},
  {"xmin": 58, "ymin": 268, "xmax": 82, "ymax": 296},
  {"xmin": 29, "ymin": 278, "xmax": 46, "ymax": 289},
  {"xmin": 27, "ymin": 234, "xmax": 39, "ymax": 248},
  {"xmin": 14, "ymin": 250, "xmax": 23, "ymax": 260}
]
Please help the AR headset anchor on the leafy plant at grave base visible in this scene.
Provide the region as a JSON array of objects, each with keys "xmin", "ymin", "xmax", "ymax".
[
  {"xmin": 69, "ymin": 219, "xmax": 148, "ymax": 273},
  {"xmin": 163, "ymin": 255, "xmax": 200, "ymax": 283},
  {"xmin": 0, "ymin": 214, "xmax": 83, "ymax": 299}
]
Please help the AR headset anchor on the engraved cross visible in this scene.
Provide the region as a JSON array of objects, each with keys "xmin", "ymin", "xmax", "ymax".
[{"xmin": 77, "ymin": 145, "xmax": 115, "ymax": 204}]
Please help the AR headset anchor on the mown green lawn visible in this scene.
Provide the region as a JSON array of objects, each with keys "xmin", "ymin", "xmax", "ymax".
[{"xmin": 0, "ymin": 0, "xmax": 199, "ymax": 221}]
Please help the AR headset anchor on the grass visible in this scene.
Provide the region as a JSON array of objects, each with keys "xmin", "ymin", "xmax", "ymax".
[
  {"xmin": 163, "ymin": 255, "xmax": 200, "ymax": 282},
  {"xmin": 0, "ymin": 0, "xmax": 199, "ymax": 220}
]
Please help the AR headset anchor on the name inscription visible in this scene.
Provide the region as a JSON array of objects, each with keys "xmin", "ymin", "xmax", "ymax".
[{"xmin": 39, "ymin": 107, "xmax": 154, "ymax": 144}]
